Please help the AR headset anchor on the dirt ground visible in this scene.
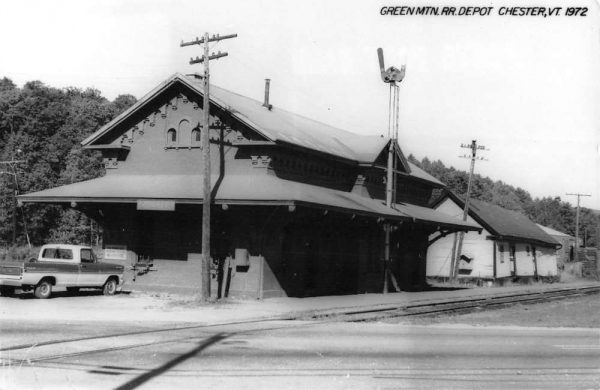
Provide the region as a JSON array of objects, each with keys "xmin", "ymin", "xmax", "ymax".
[{"xmin": 391, "ymin": 293, "xmax": 600, "ymax": 328}]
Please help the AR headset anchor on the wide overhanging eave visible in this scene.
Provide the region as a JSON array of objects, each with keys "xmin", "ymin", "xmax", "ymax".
[
  {"xmin": 19, "ymin": 195, "xmax": 478, "ymax": 231},
  {"xmin": 487, "ymin": 234, "xmax": 559, "ymax": 249}
]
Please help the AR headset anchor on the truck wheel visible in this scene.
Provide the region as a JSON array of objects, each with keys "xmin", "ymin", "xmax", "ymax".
[
  {"xmin": 0, "ymin": 286, "xmax": 15, "ymax": 297},
  {"xmin": 34, "ymin": 280, "xmax": 52, "ymax": 299},
  {"xmin": 103, "ymin": 278, "xmax": 117, "ymax": 296}
]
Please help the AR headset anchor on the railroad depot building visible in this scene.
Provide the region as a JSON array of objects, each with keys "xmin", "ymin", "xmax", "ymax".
[
  {"xmin": 20, "ymin": 73, "xmax": 479, "ymax": 297},
  {"xmin": 427, "ymin": 192, "xmax": 561, "ymax": 282}
]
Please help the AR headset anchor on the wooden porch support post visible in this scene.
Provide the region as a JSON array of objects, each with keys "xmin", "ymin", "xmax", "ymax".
[
  {"xmin": 449, "ymin": 233, "xmax": 458, "ymax": 280},
  {"xmin": 492, "ymin": 241, "xmax": 497, "ymax": 280},
  {"xmin": 532, "ymin": 246, "xmax": 538, "ymax": 279},
  {"xmin": 383, "ymin": 223, "xmax": 390, "ymax": 293},
  {"xmin": 512, "ymin": 244, "xmax": 517, "ymax": 277}
]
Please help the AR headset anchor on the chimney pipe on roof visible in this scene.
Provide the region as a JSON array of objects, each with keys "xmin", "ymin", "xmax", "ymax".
[{"xmin": 263, "ymin": 78, "xmax": 273, "ymax": 110}]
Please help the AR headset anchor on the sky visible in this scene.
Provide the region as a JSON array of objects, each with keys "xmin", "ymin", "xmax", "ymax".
[{"xmin": 1, "ymin": 0, "xmax": 599, "ymax": 209}]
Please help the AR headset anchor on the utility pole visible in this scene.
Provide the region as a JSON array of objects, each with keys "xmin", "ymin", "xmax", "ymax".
[
  {"xmin": 566, "ymin": 192, "xmax": 591, "ymax": 262},
  {"xmin": 0, "ymin": 159, "xmax": 25, "ymax": 246},
  {"xmin": 450, "ymin": 140, "xmax": 487, "ymax": 281},
  {"xmin": 181, "ymin": 32, "xmax": 236, "ymax": 301}
]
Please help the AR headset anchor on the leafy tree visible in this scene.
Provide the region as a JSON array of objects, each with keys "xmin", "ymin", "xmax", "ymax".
[
  {"xmin": 112, "ymin": 94, "xmax": 137, "ymax": 116},
  {"xmin": 0, "ymin": 77, "xmax": 136, "ymax": 246},
  {"xmin": 48, "ymin": 209, "xmax": 97, "ymax": 245},
  {"xmin": 0, "ymin": 77, "xmax": 15, "ymax": 92}
]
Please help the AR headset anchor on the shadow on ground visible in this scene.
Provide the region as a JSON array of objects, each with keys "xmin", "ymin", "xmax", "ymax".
[
  {"xmin": 7, "ymin": 289, "xmax": 131, "ymax": 300},
  {"xmin": 422, "ymin": 285, "xmax": 468, "ymax": 292}
]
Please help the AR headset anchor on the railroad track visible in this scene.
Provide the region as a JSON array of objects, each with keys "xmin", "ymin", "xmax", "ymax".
[
  {"xmin": 0, "ymin": 319, "xmax": 310, "ymax": 367},
  {"xmin": 317, "ymin": 285, "xmax": 600, "ymax": 322}
]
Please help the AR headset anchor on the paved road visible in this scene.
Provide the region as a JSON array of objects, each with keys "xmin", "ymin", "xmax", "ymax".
[{"xmin": 1, "ymin": 318, "xmax": 599, "ymax": 390}]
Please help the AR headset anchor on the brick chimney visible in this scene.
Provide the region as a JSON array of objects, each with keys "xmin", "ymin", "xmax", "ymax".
[{"xmin": 262, "ymin": 78, "xmax": 273, "ymax": 110}]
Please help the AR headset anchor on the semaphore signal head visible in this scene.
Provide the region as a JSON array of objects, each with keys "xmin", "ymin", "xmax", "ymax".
[{"xmin": 377, "ymin": 48, "xmax": 406, "ymax": 85}]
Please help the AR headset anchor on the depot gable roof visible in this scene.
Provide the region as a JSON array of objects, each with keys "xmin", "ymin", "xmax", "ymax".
[{"xmin": 83, "ymin": 73, "xmax": 408, "ymax": 169}]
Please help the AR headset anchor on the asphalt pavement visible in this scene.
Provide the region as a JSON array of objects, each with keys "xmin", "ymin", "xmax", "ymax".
[
  {"xmin": 1, "ymin": 319, "xmax": 599, "ymax": 389},
  {"xmin": 1, "ymin": 281, "xmax": 599, "ymax": 389}
]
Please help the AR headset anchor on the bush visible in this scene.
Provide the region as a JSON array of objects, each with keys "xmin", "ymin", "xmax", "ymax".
[{"xmin": 0, "ymin": 246, "xmax": 39, "ymax": 261}]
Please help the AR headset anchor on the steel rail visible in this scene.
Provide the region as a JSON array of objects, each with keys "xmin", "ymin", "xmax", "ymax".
[
  {"xmin": 0, "ymin": 316, "xmax": 298, "ymax": 353},
  {"xmin": 336, "ymin": 286, "xmax": 600, "ymax": 321},
  {"xmin": 0, "ymin": 321, "xmax": 318, "ymax": 365}
]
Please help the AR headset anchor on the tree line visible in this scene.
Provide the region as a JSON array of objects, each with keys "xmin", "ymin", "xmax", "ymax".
[
  {"xmin": 0, "ymin": 77, "xmax": 135, "ymax": 246},
  {"xmin": 0, "ymin": 77, "xmax": 597, "ymax": 248},
  {"xmin": 408, "ymin": 155, "xmax": 599, "ymax": 247}
]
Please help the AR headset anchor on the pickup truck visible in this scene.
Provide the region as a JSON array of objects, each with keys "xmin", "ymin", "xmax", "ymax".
[{"xmin": 0, "ymin": 244, "xmax": 124, "ymax": 299}]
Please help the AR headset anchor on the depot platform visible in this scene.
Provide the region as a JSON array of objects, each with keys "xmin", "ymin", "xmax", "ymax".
[{"xmin": 1, "ymin": 281, "xmax": 599, "ymax": 326}]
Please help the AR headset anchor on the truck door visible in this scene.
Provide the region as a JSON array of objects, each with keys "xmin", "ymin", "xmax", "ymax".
[{"xmin": 78, "ymin": 248, "xmax": 105, "ymax": 286}]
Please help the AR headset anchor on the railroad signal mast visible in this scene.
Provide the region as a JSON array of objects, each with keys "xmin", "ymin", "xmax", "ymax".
[
  {"xmin": 450, "ymin": 140, "xmax": 488, "ymax": 281},
  {"xmin": 377, "ymin": 48, "xmax": 406, "ymax": 293},
  {"xmin": 180, "ymin": 32, "xmax": 237, "ymax": 301}
]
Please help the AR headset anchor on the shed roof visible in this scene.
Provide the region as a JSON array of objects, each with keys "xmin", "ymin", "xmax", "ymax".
[
  {"xmin": 435, "ymin": 192, "xmax": 560, "ymax": 247},
  {"xmin": 19, "ymin": 173, "xmax": 479, "ymax": 231},
  {"xmin": 536, "ymin": 224, "xmax": 574, "ymax": 239},
  {"xmin": 405, "ymin": 162, "xmax": 444, "ymax": 186}
]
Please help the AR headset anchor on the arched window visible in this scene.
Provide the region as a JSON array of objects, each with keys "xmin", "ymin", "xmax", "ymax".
[
  {"xmin": 167, "ymin": 128, "xmax": 177, "ymax": 145},
  {"xmin": 178, "ymin": 119, "xmax": 192, "ymax": 146},
  {"xmin": 191, "ymin": 127, "xmax": 201, "ymax": 143}
]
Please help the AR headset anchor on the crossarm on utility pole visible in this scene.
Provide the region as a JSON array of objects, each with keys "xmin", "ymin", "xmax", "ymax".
[{"xmin": 190, "ymin": 52, "xmax": 228, "ymax": 64}]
